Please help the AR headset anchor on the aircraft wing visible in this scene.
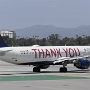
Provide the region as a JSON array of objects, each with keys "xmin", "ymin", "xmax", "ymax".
[
  {"xmin": 53, "ymin": 55, "xmax": 90, "ymax": 64},
  {"xmin": 53, "ymin": 57, "xmax": 70, "ymax": 64}
]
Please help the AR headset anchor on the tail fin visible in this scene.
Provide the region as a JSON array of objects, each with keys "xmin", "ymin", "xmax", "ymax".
[{"xmin": 0, "ymin": 35, "xmax": 9, "ymax": 47}]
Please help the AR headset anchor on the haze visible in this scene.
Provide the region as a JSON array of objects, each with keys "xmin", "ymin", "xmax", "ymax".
[{"xmin": 0, "ymin": 0, "xmax": 90, "ymax": 29}]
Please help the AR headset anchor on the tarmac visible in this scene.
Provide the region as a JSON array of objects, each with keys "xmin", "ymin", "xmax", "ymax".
[{"xmin": 0, "ymin": 60, "xmax": 90, "ymax": 90}]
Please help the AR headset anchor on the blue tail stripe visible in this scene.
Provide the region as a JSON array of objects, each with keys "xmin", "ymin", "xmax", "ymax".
[{"xmin": 0, "ymin": 35, "xmax": 9, "ymax": 47}]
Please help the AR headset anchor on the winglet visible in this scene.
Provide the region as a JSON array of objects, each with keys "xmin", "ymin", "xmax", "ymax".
[{"xmin": 0, "ymin": 35, "xmax": 9, "ymax": 47}]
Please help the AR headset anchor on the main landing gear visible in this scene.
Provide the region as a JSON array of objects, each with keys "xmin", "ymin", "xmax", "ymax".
[
  {"xmin": 59, "ymin": 67, "xmax": 67, "ymax": 72},
  {"xmin": 59, "ymin": 61, "xmax": 67, "ymax": 72},
  {"xmin": 33, "ymin": 66, "xmax": 40, "ymax": 72},
  {"xmin": 33, "ymin": 61, "xmax": 68, "ymax": 73},
  {"xmin": 33, "ymin": 66, "xmax": 67, "ymax": 73}
]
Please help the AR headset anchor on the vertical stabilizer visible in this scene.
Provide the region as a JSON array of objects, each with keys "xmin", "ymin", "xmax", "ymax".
[{"xmin": 0, "ymin": 35, "xmax": 9, "ymax": 47}]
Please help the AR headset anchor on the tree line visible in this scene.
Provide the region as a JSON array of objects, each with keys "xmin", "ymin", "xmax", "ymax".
[{"xmin": 3, "ymin": 34, "xmax": 90, "ymax": 46}]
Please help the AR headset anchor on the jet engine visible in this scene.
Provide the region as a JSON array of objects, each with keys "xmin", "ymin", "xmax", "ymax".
[{"xmin": 74, "ymin": 59, "xmax": 90, "ymax": 69}]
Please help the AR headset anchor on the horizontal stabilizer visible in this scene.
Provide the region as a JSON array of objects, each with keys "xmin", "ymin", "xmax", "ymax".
[{"xmin": 0, "ymin": 48, "xmax": 12, "ymax": 52}]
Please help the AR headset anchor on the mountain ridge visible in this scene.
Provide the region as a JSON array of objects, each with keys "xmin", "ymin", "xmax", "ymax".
[{"xmin": 14, "ymin": 25, "xmax": 90, "ymax": 38}]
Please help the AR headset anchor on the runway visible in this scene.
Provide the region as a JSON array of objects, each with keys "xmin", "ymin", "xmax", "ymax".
[{"xmin": 0, "ymin": 60, "xmax": 90, "ymax": 90}]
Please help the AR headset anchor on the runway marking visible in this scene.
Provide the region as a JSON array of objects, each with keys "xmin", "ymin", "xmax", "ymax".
[
  {"xmin": 0, "ymin": 75, "xmax": 89, "ymax": 81},
  {"xmin": 55, "ymin": 73, "xmax": 90, "ymax": 77}
]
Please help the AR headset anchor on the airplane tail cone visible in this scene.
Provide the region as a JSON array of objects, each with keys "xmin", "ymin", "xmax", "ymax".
[{"xmin": 0, "ymin": 35, "xmax": 9, "ymax": 47}]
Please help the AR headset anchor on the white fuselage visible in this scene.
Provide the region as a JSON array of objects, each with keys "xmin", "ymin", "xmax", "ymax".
[{"xmin": 0, "ymin": 46, "xmax": 90, "ymax": 64}]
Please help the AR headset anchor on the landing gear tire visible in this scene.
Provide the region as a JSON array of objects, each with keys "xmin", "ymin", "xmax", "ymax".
[
  {"xmin": 33, "ymin": 67, "xmax": 40, "ymax": 72},
  {"xmin": 59, "ymin": 67, "xmax": 67, "ymax": 72}
]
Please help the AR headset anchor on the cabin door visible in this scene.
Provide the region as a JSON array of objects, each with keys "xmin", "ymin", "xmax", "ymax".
[{"xmin": 12, "ymin": 51, "xmax": 17, "ymax": 62}]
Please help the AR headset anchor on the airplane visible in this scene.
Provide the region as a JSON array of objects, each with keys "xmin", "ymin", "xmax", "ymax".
[{"xmin": 0, "ymin": 35, "xmax": 90, "ymax": 72}]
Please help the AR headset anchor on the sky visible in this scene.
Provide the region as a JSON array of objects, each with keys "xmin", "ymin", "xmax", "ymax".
[{"xmin": 0, "ymin": 0, "xmax": 90, "ymax": 30}]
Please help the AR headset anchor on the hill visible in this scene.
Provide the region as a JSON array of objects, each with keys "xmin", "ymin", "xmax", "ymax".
[{"xmin": 14, "ymin": 25, "xmax": 90, "ymax": 38}]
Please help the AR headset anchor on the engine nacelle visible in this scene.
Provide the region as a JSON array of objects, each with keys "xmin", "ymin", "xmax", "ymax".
[
  {"xmin": 39, "ymin": 65, "xmax": 50, "ymax": 69},
  {"xmin": 74, "ymin": 59, "xmax": 90, "ymax": 69}
]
